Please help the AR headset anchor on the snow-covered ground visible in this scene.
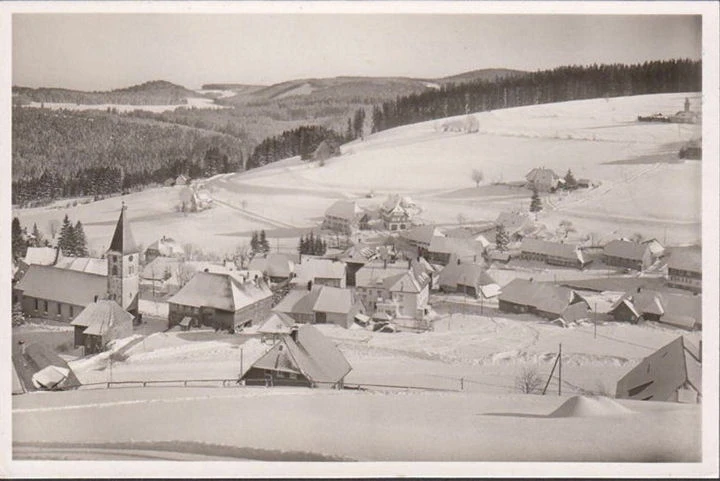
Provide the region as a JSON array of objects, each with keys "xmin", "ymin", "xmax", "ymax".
[
  {"xmin": 13, "ymin": 93, "xmax": 702, "ymax": 256},
  {"xmin": 26, "ymin": 97, "xmax": 226, "ymax": 113},
  {"xmin": 13, "ymin": 386, "xmax": 700, "ymax": 462}
]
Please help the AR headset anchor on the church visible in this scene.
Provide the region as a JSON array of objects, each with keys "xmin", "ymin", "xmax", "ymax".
[{"xmin": 15, "ymin": 205, "xmax": 140, "ymax": 322}]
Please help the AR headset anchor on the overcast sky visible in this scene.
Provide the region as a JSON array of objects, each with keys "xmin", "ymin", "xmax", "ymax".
[{"xmin": 13, "ymin": 14, "xmax": 701, "ymax": 90}]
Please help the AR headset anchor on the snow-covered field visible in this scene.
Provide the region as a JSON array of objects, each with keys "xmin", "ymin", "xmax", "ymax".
[
  {"xmin": 26, "ymin": 97, "xmax": 225, "ymax": 113},
  {"xmin": 13, "ymin": 386, "xmax": 700, "ymax": 462}
]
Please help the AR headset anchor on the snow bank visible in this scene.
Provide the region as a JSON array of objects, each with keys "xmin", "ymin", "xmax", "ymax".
[{"xmin": 549, "ymin": 395, "xmax": 634, "ymax": 418}]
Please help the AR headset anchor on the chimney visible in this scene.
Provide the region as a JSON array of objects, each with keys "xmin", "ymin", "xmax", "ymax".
[
  {"xmin": 457, "ymin": 258, "xmax": 461, "ymax": 265},
  {"xmin": 637, "ymin": 287, "xmax": 642, "ymax": 293},
  {"xmin": 94, "ymin": 295, "xmax": 98, "ymax": 302},
  {"xmin": 307, "ymin": 280, "xmax": 313, "ymax": 291}
]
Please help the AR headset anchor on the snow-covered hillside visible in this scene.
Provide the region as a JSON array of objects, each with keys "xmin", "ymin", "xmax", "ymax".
[{"xmin": 13, "ymin": 93, "xmax": 703, "ymax": 255}]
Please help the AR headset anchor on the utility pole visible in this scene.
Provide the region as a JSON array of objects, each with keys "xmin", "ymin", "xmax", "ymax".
[
  {"xmin": 558, "ymin": 343, "xmax": 562, "ymax": 396},
  {"xmin": 240, "ymin": 347, "xmax": 244, "ymax": 380},
  {"xmin": 594, "ymin": 303, "xmax": 597, "ymax": 339}
]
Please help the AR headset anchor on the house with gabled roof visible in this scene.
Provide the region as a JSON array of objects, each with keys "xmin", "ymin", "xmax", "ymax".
[
  {"xmin": 520, "ymin": 238, "xmax": 588, "ymax": 269},
  {"xmin": 498, "ymin": 278, "xmax": 588, "ymax": 321},
  {"xmin": 438, "ymin": 261, "xmax": 498, "ymax": 299},
  {"xmin": 257, "ymin": 312, "xmax": 297, "ymax": 343},
  {"xmin": 380, "ymin": 194, "xmax": 414, "ymax": 231},
  {"xmin": 426, "ymin": 235, "xmax": 485, "ymax": 266},
  {"xmin": 70, "ymin": 299, "xmax": 134, "ymax": 354},
  {"xmin": 323, "ymin": 200, "xmax": 362, "ymax": 234},
  {"xmin": 602, "ymin": 240, "xmax": 654, "ymax": 271},
  {"xmin": 273, "ymin": 285, "xmax": 364, "ymax": 329},
  {"xmin": 667, "ymin": 249, "xmax": 701, "ymax": 293},
  {"xmin": 248, "ymin": 253, "xmax": 296, "ymax": 283},
  {"xmin": 526, "ymin": 167, "xmax": 562, "ymax": 192},
  {"xmin": 401, "ymin": 224, "xmax": 444, "ymax": 250},
  {"xmin": 22, "ymin": 246, "xmax": 62, "ymax": 267},
  {"xmin": 240, "ymin": 324, "xmax": 351, "ymax": 388},
  {"xmin": 167, "ymin": 271, "xmax": 273, "ymax": 331},
  {"xmin": 616, "ymin": 336, "xmax": 701, "ymax": 403},
  {"xmin": 355, "ymin": 264, "xmax": 430, "ymax": 320},
  {"xmin": 144, "ymin": 236, "xmax": 186, "ymax": 263},
  {"xmin": 495, "ymin": 210, "xmax": 536, "ymax": 241},
  {"xmin": 54, "ymin": 257, "xmax": 108, "ymax": 276}
]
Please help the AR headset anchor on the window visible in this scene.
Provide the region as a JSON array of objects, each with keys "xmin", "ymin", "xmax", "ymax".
[
  {"xmin": 34, "ymin": 298, "xmax": 39, "ymax": 310},
  {"xmin": 57, "ymin": 303, "xmax": 62, "ymax": 315},
  {"xmin": 129, "ymin": 265, "xmax": 134, "ymax": 275},
  {"xmin": 129, "ymin": 255, "xmax": 134, "ymax": 262},
  {"xmin": 70, "ymin": 306, "xmax": 74, "ymax": 318},
  {"xmin": 43, "ymin": 300, "xmax": 48, "ymax": 313},
  {"xmin": 112, "ymin": 265, "xmax": 118, "ymax": 276}
]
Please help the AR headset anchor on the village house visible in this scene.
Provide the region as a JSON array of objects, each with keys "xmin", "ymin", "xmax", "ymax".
[
  {"xmin": 608, "ymin": 288, "xmax": 700, "ymax": 330},
  {"xmin": 443, "ymin": 226, "xmax": 493, "ymax": 249},
  {"xmin": 311, "ymin": 139, "xmax": 341, "ymax": 162},
  {"xmin": 167, "ymin": 271, "xmax": 273, "ymax": 331},
  {"xmin": 519, "ymin": 238, "xmax": 588, "ymax": 269},
  {"xmin": 330, "ymin": 244, "xmax": 378, "ymax": 287},
  {"xmin": 273, "ymin": 284, "xmax": 364, "ymax": 329},
  {"xmin": 53, "ymin": 256, "xmax": 108, "ymax": 275},
  {"xmin": 15, "ymin": 206, "xmax": 140, "ymax": 321},
  {"xmin": 667, "ymin": 249, "xmax": 702, "ymax": 293},
  {"xmin": 438, "ymin": 261, "xmax": 499, "ymax": 299},
  {"xmin": 400, "ymin": 224, "xmax": 444, "ymax": 251},
  {"xmin": 248, "ymin": 253, "xmax": 296, "ymax": 283},
  {"xmin": 495, "ymin": 210, "xmax": 537, "ymax": 241},
  {"xmin": 525, "ymin": 167, "xmax": 562, "ymax": 192},
  {"xmin": 380, "ymin": 194, "xmax": 414, "ymax": 231},
  {"xmin": 498, "ymin": 278, "xmax": 588, "ymax": 322},
  {"xmin": 602, "ymin": 239, "xmax": 656, "ymax": 271},
  {"xmin": 355, "ymin": 263, "xmax": 430, "ymax": 321},
  {"xmin": 426, "ymin": 235, "xmax": 485, "ymax": 266},
  {"xmin": 292, "ymin": 258, "xmax": 347, "ymax": 289},
  {"xmin": 240, "ymin": 325, "xmax": 351, "ymax": 388},
  {"xmin": 256, "ymin": 312, "xmax": 296, "ymax": 343},
  {"xmin": 144, "ymin": 236, "xmax": 186, "ymax": 263},
  {"xmin": 323, "ymin": 200, "xmax": 362, "ymax": 234},
  {"xmin": 616, "ymin": 336, "xmax": 701, "ymax": 403},
  {"xmin": 70, "ymin": 299, "xmax": 134, "ymax": 355}
]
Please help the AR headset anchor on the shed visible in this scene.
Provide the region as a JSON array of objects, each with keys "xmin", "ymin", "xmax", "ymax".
[{"xmin": 70, "ymin": 300, "xmax": 135, "ymax": 355}]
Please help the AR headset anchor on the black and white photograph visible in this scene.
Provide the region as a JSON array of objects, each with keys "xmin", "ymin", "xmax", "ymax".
[{"xmin": 2, "ymin": 1, "xmax": 718, "ymax": 478}]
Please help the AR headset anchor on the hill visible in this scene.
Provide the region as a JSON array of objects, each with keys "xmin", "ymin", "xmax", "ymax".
[
  {"xmin": 436, "ymin": 67, "xmax": 526, "ymax": 85},
  {"xmin": 13, "ymin": 80, "xmax": 206, "ymax": 106}
]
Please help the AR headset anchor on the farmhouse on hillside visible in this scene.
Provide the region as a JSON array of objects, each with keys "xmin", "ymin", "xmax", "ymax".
[
  {"xmin": 608, "ymin": 288, "xmax": 700, "ymax": 330},
  {"xmin": 520, "ymin": 239, "xmax": 588, "ymax": 269},
  {"xmin": 167, "ymin": 271, "xmax": 273, "ymax": 331},
  {"xmin": 602, "ymin": 239, "xmax": 657, "ymax": 271},
  {"xmin": 323, "ymin": 200, "xmax": 362, "ymax": 234},
  {"xmin": 438, "ymin": 261, "xmax": 498, "ymax": 299},
  {"xmin": 667, "ymin": 249, "xmax": 702, "ymax": 293},
  {"xmin": 495, "ymin": 210, "xmax": 536, "ymax": 241},
  {"xmin": 616, "ymin": 336, "xmax": 701, "ymax": 403},
  {"xmin": 273, "ymin": 284, "xmax": 365, "ymax": 329},
  {"xmin": 498, "ymin": 278, "xmax": 589, "ymax": 322},
  {"xmin": 70, "ymin": 299, "xmax": 134, "ymax": 355},
  {"xmin": 525, "ymin": 167, "xmax": 562, "ymax": 192},
  {"xmin": 240, "ymin": 324, "xmax": 351, "ymax": 388},
  {"xmin": 426, "ymin": 235, "xmax": 485, "ymax": 266},
  {"xmin": 247, "ymin": 253, "xmax": 296, "ymax": 283},
  {"xmin": 355, "ymin": 264, "xmax": 430, "ymax": 321},
  {"xmin": 400, "ymin": 224, "xmax": 444, "ymax": 251}
]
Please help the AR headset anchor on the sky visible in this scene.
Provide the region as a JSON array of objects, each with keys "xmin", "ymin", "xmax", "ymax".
[{"xmin": 12, "ymin": 14, "xmax": 702, "ymax": 91}]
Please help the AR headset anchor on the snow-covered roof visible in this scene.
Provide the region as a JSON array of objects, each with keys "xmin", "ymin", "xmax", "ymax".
[
  {"xmin": 382, "ymin": 271, "xmax": 423, "ymax": 294},
  {"xmin": 249, "ymin": 325, "xmax": 352, "ymax": 384},
  {"xmin": 324, "ymin": 200, "xmax": 361, "ymax": 221},
  {"xmin": 428, "ymin": 236, "xmax": 484, "ymax": 258},
  {"xmin": 401, "ymin": 224, "xmax": 443, "ymax": 245},
  {"xmin": 295, "ymin": 258, "xmax": 346, "ymax": 281},
  {"xmin": 168, "ymin": 271, "xmax": 272, "ymax": 312},
  {"xmin": 15, "ymin": 264, "xmax": 107, "ymax": 307},
  {"xmin": 667, "ymin": 249, "xmax": 701, "ymax": 273},
  {"xmin": 23, "ymin": 247, "xmax": 61, "ymax": 266},
  {"xmin": 526, "ymin": 167, "xmax": 560, "ymax": 185},
  {"xmin": 54, "ymin": 257, "xmax": 108, "ymax": 276},
  {"xmin": 71, "ymin": 300, "xmax": 134, "ymax": 336},
  {"xmin": 146, "ymin": 237, "xmax": 185, "ymax": 257},
  {"xmin": 438, "ymin": 262, "xmax": 495, "ymax": 289},
  {"xmin": 603, "ymin": 240, "xmax": 649, "ymax": 261},
  {"xmin": 248, "ymin": 253, "xmax": 296, "ymax": 278},
  {"xmin": 499, "ymin": 278, "xmax": 578, "ymax": 314},
  {"xmin": 520, "ymin": 238, "xmax": 584, "ymax": 263},
  {"xmin": 312, "ymin": 286, "xmax": 359, "ymax": 314},
  {"xmin": 257, "ymin": 312, "xmax": 296, "ymax": 335}
]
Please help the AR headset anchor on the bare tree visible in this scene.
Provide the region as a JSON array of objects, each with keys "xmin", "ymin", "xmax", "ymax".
[
  {"xmin": 234, "ymin": 242, "xmax": 252, "ymax": 269},
  {"xmin": 557, "ymin": 220, "xmax": 576, "ymax": 240},
  {"xmin": 472, "ymin": 169, "xmax": 484, "ymax": 188},
  {"xmin": 515, "ymin": 366, "xmax": 542, "ymax": 394},
  {"xmin": 175, "ymin": 261, "xmax": 195, "ymax": 288},
  {"xmin": 183, "ymin": 243, "xmax": 197, "ymax": 261},
  {"xmin": 630, "ymin": 232, "xmax": 644, "ymax": 244},
  {"xmin": 47, "ymin": 219, "xmax": 59, "ymax": 240}
]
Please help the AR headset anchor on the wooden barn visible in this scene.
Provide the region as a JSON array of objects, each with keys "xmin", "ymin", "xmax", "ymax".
[{"xmin": 70, "ymin": 300, "xmax": 135, "ymax": 355}]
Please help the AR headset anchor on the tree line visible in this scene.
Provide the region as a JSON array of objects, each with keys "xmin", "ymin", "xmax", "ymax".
[
  {"xmin": 246, "ymin": 125, "xmax": 347, "ymax": 169},
  {"xmin": 11, "ymin": 214, "xmax": 88, "ymax": 260},
  {"xmin": 368, "ymin": 59, "xmax": 701, "ymax": 133}
]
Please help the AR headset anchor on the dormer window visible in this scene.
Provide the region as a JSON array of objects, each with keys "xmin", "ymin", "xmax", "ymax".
[{"xmin": 129, "ymin": 255, "xmax": 134, "ymax": 262}]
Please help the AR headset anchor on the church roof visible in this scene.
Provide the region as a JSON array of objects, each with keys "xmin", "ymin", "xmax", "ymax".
[{"xmin": 109, "ymin": 206, "xmax": 139, "ymax": 254}]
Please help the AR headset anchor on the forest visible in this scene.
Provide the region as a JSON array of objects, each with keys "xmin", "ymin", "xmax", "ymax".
[{"xmin": 369, "ymin": 59, "xmax": 702, "ymax": 132}]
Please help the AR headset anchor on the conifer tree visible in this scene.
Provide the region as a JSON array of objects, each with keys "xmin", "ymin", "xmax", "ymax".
[
  {"xmin": 11, "ymin": 217, "xmax": 27, "ymax": 260},
  {"xmin": 250, "ymin": 231, "xmax": 259, "ymax": 253},
  {"xmin": 31, "ymin": 223, "xmax": 44, "ymax": 248},
  {"xmin": 74, "ymin": 221, "xmax": 89, "ymax": 257},
  {"xmin": 58, "ymin": 214, "xmax": 75, "ymax": 256},
  {"xmin": 259, "ymin": 230, "xmax": 270, "ymax": 254},
  {"xmin": 530, "ymin": 186, "xmax": 543, "ymax": 213}
]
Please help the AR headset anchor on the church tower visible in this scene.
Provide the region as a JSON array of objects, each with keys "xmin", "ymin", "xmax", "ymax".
[{"xmin": 107, "ymin": 203, "xmax": 140, "ymax": 315}]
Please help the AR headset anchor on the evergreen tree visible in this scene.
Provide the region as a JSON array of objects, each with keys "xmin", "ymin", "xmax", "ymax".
[
  {"xmin": 564, "ymin": 169, "xmax": 578, "ymax": 190},
  {"xmin": 307, "ymin": 231, "xmax": 315, "ymax": 255},
  {"xmin": 298, "ymin": 236, "xmax": 306, "ymax": 254},
  {"xmin": 529, "ymin": 187, "xmax": 543, "ymax": 213},
  {"xmin": 250, "ymin": 231, "xmax": 259, "ymax": 253},
  {"xmin": 74, "ymin": 221, "xmax": 89, "ymax": 257},
  {"xmin": 259, "ymin": 230, "xmax": 270, "ymax": 254},
  {"xmin": 495, "ymin": 224, "xmax": 510, "ymax": 252},
  {"xmin": 30, "ymin": 222, "xmax": 44, "ymax": 248},
  {"xmin": 58, "ymin": 214, "xmax": 77, "ymax": 256},
  {"xmin": 11, "ymin": 217, "xmax": 27, "ymax": 260}
]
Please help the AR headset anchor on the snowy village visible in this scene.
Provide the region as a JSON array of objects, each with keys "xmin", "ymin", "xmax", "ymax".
[{"xmin": 6, "ymin": 8, "xmax": 716, "ymax": 470}]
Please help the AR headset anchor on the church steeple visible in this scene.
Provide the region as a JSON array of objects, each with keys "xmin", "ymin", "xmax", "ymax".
[
  {"xmin": 107, "ymin": 203, "xmax": 139, "ymax": 315},
  {"xmin": 109, "ymin": 202, "xmax": 139, "ymax": 255}
]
